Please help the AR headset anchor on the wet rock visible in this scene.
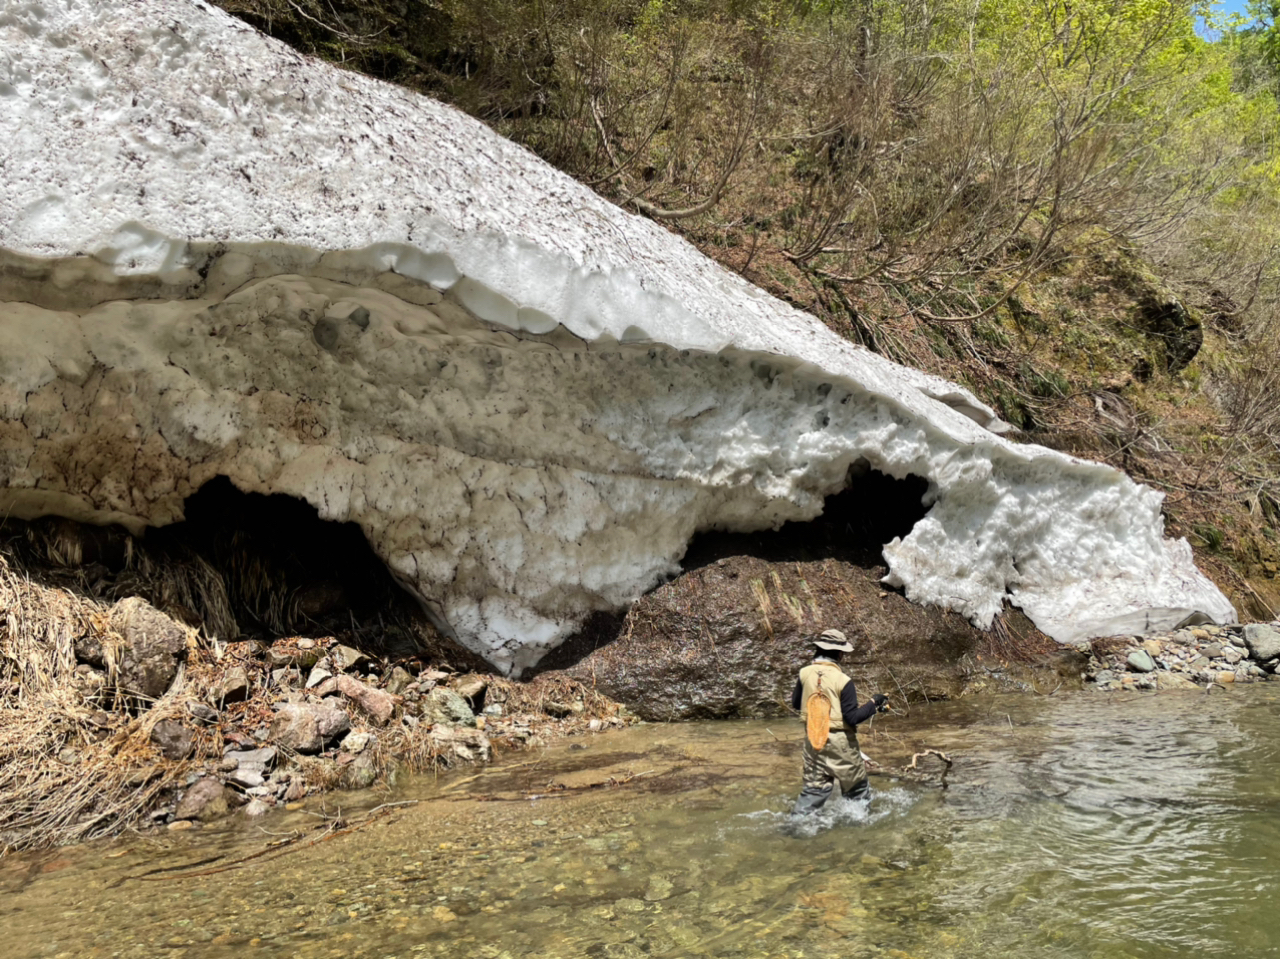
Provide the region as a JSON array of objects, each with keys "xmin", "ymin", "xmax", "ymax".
[
  {"xmin": 175, "ymin": 778, "xmax": 228, "ymax": 821},
  {"xmin": 1217, "ymin": 671, "xmax": 1237, "ymax": 684},
  {"xmin": 644, "ymin": 876, "xmax": 674, "ymax": 901},
  {"xmin": 1126, "ymin": 650, "xmax": 1156, "ymax": 673},
  {"xmin": 334, "ymin": 674, "xmax": 397, "ymax": 725},
  {"xmin": 330, "ymin": 645, "xmax": 370, "ymax": 672},
  {"xmin": 1157, "ymin": 673, "xmax": 1199, "ymax": 691},
  {"xmin": 422, "ymin": 688, "xmax": 475, "ymax": 727},
  {"xmin": 341, "ymin": 751, "xmax": 379, "ymax": 789},
  {"xmin": 242, "ymin": 799, "xmax": 270, "ymax": 818},
  {"xmin": 214, "ymin": 666, "xmax": 251, "ymax": 705},
  {"xmin": 1243, "ymin": 624, "xmax": 1280, "ymax": 662},
  {"xmin": 150, "ymin": 719, "xmax": 195, "ymax": 760},
  {"xmin": 429, "ymin": 725, "xmax": 491, "ymax": 762},
  {"xmin": 109, "ymin": 597, "xmax": 189, "ymax": 700}
]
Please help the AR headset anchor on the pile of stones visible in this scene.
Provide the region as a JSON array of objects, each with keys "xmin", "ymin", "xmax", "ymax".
[
  {"xmin": 150, "ymin": 635, "xmax": 629, "ymax": 828},
  {"xmin": 1086, "ymin": 621, "xmax": 1280, "ymax": 692}
]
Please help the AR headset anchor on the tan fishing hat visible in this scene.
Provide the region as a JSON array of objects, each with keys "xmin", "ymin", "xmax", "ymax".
[{"xmin": 813, "ymin": 628, "xmax": 853, "ymax": 652}]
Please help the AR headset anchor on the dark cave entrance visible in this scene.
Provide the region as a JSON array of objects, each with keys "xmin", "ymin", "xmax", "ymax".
[
  {"xmin": 528, "ymin": 464, "xmax": 932, "ymax": 675},
  {"xmin": 144, "ymin": 476, "xmax": 419, "ymax": 644},
  {"xmin": 680, "ymin": 465, "xmax": 932, "ymax": 571},
  {"xmin": 1, "ymin": 477, "xmax": 457, "ymax": 661}
]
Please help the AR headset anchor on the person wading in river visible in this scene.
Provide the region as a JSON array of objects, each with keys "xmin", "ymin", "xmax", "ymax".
[{"xmin": 790, "ymin": 629, "xmax": 889, "ymax": 814}]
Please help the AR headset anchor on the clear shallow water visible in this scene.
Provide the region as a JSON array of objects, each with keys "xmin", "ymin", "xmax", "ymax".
[{"xmin": 3, "ymin": 686, "xmax": 1279, "ymax": 958}]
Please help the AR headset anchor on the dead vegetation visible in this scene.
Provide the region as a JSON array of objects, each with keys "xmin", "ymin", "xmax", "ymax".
[{"xmin": 0, "ymin": 554, "xmax": 196, "ymax": 852}]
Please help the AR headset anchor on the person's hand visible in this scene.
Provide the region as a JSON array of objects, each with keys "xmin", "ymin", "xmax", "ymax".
[{"xmin": 872, "ymin": 693, "xmax": 889, "ymax": 712}]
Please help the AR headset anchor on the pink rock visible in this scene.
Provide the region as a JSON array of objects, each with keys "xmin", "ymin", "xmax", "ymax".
[{"xmin": 334, "ymin": 674, "xmax": 398, "ymax": 725}]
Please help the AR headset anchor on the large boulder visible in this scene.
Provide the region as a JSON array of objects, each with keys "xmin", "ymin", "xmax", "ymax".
[
  {"xmin": 0, "ymin": 0, "xmax": 1234, "ymax": 675},
  {"xmin": 1243, "ymin": 624, "xmax": 1280, "ymax": 662}
]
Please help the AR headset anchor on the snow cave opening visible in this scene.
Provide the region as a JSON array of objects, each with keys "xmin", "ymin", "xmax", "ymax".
[
  {"xmin": 142, "ymin": 476, "xmax": 423, "ymax": 645},
  {"xmin": 526, "ymin": 464, "xmax": 932, "ymax": 676},
  {"xmin": 680, "ymin": 463, "xmax": 932, "ymax": 571}
]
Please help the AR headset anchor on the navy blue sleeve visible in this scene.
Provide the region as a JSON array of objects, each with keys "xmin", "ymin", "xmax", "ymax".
[
  {"xmin": 841, "ymin": 681, "xmax": 878, "ymax": 726},
  {"xmin": 790, "ymin": 679, "xmax": 803, "ymax": 711}
]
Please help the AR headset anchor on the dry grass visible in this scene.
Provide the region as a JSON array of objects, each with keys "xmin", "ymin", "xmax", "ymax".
[{"xmin": 0, "ymin": 554, "xmax": 202, "ymax": 854}]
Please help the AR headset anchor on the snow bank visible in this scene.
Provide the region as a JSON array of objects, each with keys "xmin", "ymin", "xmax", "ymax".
[{"xmin": 0, "ymin": 0, "xmax": 1234, "ymax": 671}]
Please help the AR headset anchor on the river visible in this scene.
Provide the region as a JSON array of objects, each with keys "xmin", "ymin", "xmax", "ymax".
[{"xmin": 3, "ymin": 685, "xmax": 1278, "ymax": 958}]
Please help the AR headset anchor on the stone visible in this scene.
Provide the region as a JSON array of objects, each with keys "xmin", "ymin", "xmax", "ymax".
[
  {"xmin": 1202, "ymin": 643, "xmax": 1224, "ymax": 659},
  {"xmin": 271, "ymin": 667, "xmax": 301, "ymax": 688},
  {"xmin": 168, "ymin": 819, "xmax": 195, "ymax": 831},
  {"xmin": 1141, "ymin": 638, "xmax": 1163, "ymax": 658},
  {"xmin": 174, "ymin": 778, "xmax": 228, "ymax": 821},
  {"xmin": 1217, "ymin": 671, "xmax": 1237, "ymax": 684},
  {"xmin": 215, "ymin": 667, "xmax": 251, "ymax": 705},
  {"xmin": 109, "ymin": 598, "xmax": 189, "ymax": 700},
  {"xmin": 428, "ymin": 725, "xmax": 492, "ymax": 763},
  {"xmin": 1223, "ymin": 647, "xmax": 1243, "ymax": 665},
  {"xmin": 339, "ymin": 731, "xmax": 372, "ymax": 754},
  {"xmin": 1156, "ymin": 672, "xmax": 1199, "ymax": 691},
  {"xmin": 242, "ymin": 799, "xmax": 271, "ymax": 818},
  {"xmin": 269, "ymin": 704, "xmax": 324, "ymax": 753},
  {"xmin": 422, "ymin": 688, "xmax": 475, "ymax": 727},
  {"xmin": 227, "ymin": 768, "xmax": 265, "ymax": 788},
  {"xmin": 1094, "ymin": 669, "xmax": 1115, "ymax": 685},
  {"xmin": 283, "ymin": 779, "xmax": 308, "ymax": 802},
  {"xmin": 306, "ymin": 666, "xmax": 334, "ymax": 689},
  {"xmin": 150, "ymin": 719, "xmax": 195, "ymax": 760},
  {"xmin": 1191, "ymin": 656, "xmax": 1211, "ymax": 670},
  {"xmin": 644, "ymin": 876, "xmax": 674, "ymax": 902},
  {"xmin": 1126, "ymin": 650, "xmax": 1156, "ymax": 673},
  {"xmin": 385, "ymin": 666, "xmax": 414, "ymax": 697},
  {"xmin": 335, "ymin": 674, "xmax": 397, "ymax": 725},
  {"xmin": 186, "ymin": 702, "xmax": 220, "ymax": 725},
  {"xmin": 453, "ymin": 675, "xmax": 488, "ymax": 702},
  {"xmin": 1243, "ymin": 624, "xmax": 1280, "ymax": 662},
  {"xmin": 341, "ymin": 751, "xmax": 379, "ymax": 790},
  {"xmin": 330, "ymin": 645, "xmax": 370, "ymax": 672}
]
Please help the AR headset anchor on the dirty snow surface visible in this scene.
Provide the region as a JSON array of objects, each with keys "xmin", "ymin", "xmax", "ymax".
[{"xmin": 0, "ymin": 0, "xmax": 1235, "ymax": 671}]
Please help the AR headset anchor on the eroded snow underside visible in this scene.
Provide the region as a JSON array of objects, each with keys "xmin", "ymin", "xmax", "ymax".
[{"xmin": 0, "ymin": 0, "xmax": 1235, "ymax": 671}]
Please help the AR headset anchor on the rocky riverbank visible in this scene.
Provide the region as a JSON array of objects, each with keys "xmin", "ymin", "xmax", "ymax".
[
  {"xmin": 0, "ymin": 541, "xmax": 630, "ymax": 852},
  {"xmin": 1084, "ymin": 622, "xmax": 1280, "ymax": 691}
]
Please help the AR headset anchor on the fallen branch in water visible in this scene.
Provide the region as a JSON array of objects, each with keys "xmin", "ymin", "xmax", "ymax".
[{"xmin": 869, "ymin": 748, "xmax": 954, "ymax": 788}]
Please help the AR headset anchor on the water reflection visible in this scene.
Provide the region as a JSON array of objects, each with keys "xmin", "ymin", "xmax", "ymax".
[{"xmin": 3, "ymin": 687, "xmax": 1279, "ymax": 959}]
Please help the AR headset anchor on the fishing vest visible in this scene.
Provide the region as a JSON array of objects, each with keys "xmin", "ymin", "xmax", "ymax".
[{"xmin": 799, "ymin": 661, "xmax": 851, "ymax": 732}]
